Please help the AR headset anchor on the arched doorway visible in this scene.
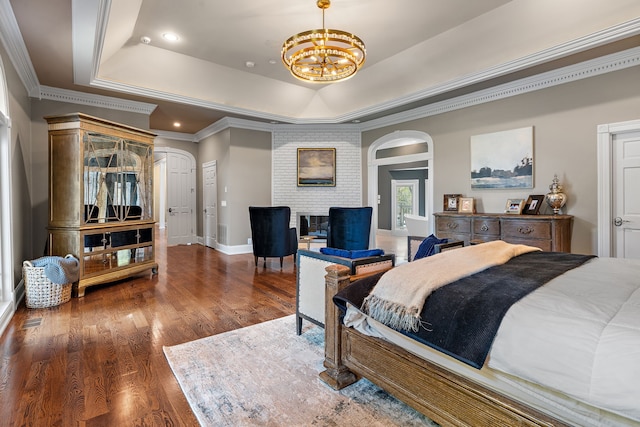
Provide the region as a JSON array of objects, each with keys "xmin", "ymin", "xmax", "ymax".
[
  {"xmin": 153, "ymin": 147, "xmax": 197, "ymax": 246},
  {"xmin": 368, "ymin": 131, "xmax": 434, "ymax": 247}
]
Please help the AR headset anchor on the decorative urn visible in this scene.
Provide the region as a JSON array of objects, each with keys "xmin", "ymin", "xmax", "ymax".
[{"xmin": 546, "ymin": 174, "xmax": 567, "ymax": 214}]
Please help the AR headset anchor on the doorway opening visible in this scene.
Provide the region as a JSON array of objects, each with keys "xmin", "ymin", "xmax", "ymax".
[
  {"xmin": 368, "ymin": 130, "xmax": 434, "ymax": 248},
  {"xmin": 391, "ymin": 179, "xmax": 419, "ymax": 234}
]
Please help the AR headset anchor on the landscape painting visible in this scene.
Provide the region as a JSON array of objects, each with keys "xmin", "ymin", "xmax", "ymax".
[
  {"xmin": 297, "ymin": 148, "xmax": 336, "ymax": 187},
  {"xmin": 470, "ymin": 127, "xmax": 533, "ymax": 189}
]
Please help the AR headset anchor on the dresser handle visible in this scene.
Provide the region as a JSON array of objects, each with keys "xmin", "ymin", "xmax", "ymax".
[
  {"xmin": 480, "ymin": 224, "xmax": 489, "ymax": 232},
  {"xmin": 447, "ymin": 222, "xmax": 458, "ymax": 230},
  {"xmin": 518, "ymin": 226, "xmax": 534, "ymax": 234}
]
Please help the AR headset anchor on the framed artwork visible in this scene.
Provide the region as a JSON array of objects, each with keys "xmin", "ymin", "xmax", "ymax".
[
  {"xmin": 297, "ymin": 148, "xmax": 336, "ymax": 187},
  {"xmin": 470, "ymin": 127, "xmax": 533, "ymax": 189},
  {"xmin": 523, "ymin": 194, "xmax": 545, "ymax": 215},
  {"xmin": 458, "ymin": 197, "xmax": 475, "ymax": 213},
  {"xmin": 505, "ymin": 198, "xmax": 525, "ymax": 214},
  {"xmin": 443, "ymin": 194, "xmax": 462, "ymax": 211}
]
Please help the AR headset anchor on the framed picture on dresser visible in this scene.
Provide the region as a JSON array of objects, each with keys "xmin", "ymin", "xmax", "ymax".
[
  {"xmin": 458, "ymin": 197, "xmax": 475, "ymax": 213},
  {"xmin": 523, "ymin": 195, "xmax": 545, "ymax": 215},
  {"xmin": 505, "ymin": 198, "xmax": 525, "ymax": 214},
  {"xmin": 444, "ymin": 194, "xmax": 462, "ymax": 211}
]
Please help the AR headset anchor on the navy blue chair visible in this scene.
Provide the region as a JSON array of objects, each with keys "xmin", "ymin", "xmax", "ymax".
[
  {"xmin": 249, "ymin": 206, "xmax": 298, "ymax": 268},
  {"xmin": 327, "ymin": 207, "xmax": 373, "ymax": 250}
]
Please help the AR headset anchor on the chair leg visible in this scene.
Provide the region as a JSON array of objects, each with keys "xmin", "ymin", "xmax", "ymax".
[
  {"xmin": 254, "ymin": 256, "xmax": 258, "ymax": 267},
  {"xmin": 296, "ymin": 315, "xmax": 302, "ymax": 335},
  {"xmin": 279, "ymin": 257, "xmax": 284, "ymax": 269},
  {"xmin": 263, "ymin": 257, "xmax": 267, "ymax": 268}
]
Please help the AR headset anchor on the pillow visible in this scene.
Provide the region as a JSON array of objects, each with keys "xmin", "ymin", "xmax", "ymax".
[
  {"xmin": 320, "ymin": 247, "xmax": 385, "ymax": 259},
  {"xmin": 414, "ymin": 235, "xmax": 448, "ymax": 260}
]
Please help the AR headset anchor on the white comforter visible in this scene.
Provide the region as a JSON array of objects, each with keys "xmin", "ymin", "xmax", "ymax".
[{"xmin": 488, "ymin": 257, "xmax": 640, "ymax": 422}]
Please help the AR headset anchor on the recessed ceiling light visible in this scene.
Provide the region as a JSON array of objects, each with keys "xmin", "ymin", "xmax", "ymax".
[
  {"xmin": 268, "ymin": 59, "xmax": 277, "ymax": 65},
  {"xmin": 162, "ymin": 32, "xmax": 179, "ymax": 42},
  {"xmin": 173, "ymin": 122, "xmax": 181, "ymax": 128},
  {"xmin": 245, "ymin": 61, "xmax": 255, "ymax": 68},
  {"xmin": 140, "ymin": 36, "xmax": 151, "ymax": 44}
]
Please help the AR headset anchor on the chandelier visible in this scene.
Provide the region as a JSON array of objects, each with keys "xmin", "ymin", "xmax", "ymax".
[{"xmin": 281, "ymin": 0, "xmax": 366, "ymax": 83}]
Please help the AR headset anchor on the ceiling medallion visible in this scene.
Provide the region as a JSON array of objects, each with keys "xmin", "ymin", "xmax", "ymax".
[{"xmin": 281, "ymin": 0, "xmax": 366, "ymax": 83}]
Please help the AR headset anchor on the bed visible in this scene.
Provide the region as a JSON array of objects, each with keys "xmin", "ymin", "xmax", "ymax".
[{"xmin": 319, "ymin": 241, "xmax": 640, "ymax": 427}]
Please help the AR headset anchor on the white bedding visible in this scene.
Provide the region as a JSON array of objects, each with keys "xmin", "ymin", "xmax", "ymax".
[
  {"xmin": 343, "ymin": 256, "xmax": 640, "ymax": 426},
  {"xmin": 489, "ymin": 257, "xmax": 640, "ymax": 422}
]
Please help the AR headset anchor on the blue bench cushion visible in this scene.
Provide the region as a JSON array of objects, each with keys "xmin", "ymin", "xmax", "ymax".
[{"xmin": 320, "ymin": 247, "xmax": 385, "ymax": 259}]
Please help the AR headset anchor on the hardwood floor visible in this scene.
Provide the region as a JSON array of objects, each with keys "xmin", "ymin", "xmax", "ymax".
[{"xmin": 0, "ymin": 228, "xmax": 297, "ymax": 426}]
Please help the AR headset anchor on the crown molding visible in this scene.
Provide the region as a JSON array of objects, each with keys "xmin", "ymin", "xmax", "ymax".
[
  {"xmin": 91, "ymin": 77, "xmax": 296, "ymax": 125},
  {"xmin": 340, "ymin": 17, "xmax": 640, "ymax": 124},
  {"xmin": 0, "ymin": 0, "xmax": 39, "ymax": 96},
  {"xmin": 194, "ymin": 117, "xmax": 274, "ymax": 141},
  {"xmin": 153, "ymin": 129, "xmax": 198, "ymax": 142},
  {"xmin": 360, "ymin": 45, "xmax": 640, "ymax": 131},
  {"xmin": 36, "ymin": 85, "xmax": 157, "ymax": 114}
]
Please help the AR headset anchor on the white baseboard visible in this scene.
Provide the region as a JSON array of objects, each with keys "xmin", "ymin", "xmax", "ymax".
[{"xmin": 215, "ymin": 243, "xmax": 253, "ymax": 255}]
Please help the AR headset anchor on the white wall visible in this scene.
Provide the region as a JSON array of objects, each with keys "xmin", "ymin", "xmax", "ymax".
[{"xmin": 272, "ymin": 126, "xmax": 363, "ymax": 230}]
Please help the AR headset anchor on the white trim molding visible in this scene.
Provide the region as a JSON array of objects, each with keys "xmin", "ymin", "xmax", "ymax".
[
  {"xmin": 37, "ymin": 85, "xmax": 156, "ymax": 115},
  {"xmin": 0, "ymin": 0, "xmax": 39, "ymax": 96}
]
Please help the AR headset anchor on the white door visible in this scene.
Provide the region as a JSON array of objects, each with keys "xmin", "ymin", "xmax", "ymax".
[
  {"xmin": 203, "ymin": 161, "xmax": 217, "ymax": 248},
  {"xmin": 166, "ymin": 151, "xmax": 194, "ymax": 246},
  {"xmin": 391, "ymin": 179, "xmax": 419, "ymax": 234},
  {"xmin": 613, "ymin": 130, "xmax": 640, "ymax": 259}
]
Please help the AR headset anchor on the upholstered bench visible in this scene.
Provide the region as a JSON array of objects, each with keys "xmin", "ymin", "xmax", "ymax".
[{"xmin": 296, "ymin": 249, "xmax": 395, "ymax": 335}]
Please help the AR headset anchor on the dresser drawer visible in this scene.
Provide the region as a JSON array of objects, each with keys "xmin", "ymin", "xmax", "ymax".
[
  {"xmin": 436, "ymin": 217, "xmax": 471, "ymax": 234},
  {"xmin": 502, "ymin": 237, "xmax": 552, "ymax": 252},
  {"xmin": 472, "ymin": 218, "xmax": 500, "ymax": 237},
  {"xmin": 501, "ymin": 220, "xmax": 551, "ymax": 240}
]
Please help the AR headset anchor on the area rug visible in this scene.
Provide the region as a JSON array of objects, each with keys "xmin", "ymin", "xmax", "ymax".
[{"xmin": 163, "ymin": 315, "xmax": 438, "ymax": 426}]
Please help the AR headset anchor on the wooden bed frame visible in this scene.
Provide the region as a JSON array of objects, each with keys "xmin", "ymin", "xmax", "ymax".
[{"xmin": 319, "ymin": 263, "xmax": 570, "ymax": 427}]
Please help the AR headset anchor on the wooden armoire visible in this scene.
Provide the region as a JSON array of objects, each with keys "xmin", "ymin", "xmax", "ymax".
[{"xmin": 46, "ymin": 113, "xmax": 158, "ymax": 296}]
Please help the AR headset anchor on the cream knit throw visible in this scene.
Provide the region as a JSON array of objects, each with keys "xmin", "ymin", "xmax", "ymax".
[{"xmin": 361, "ymin": 240, "xmax": 541, "ymax": 332}]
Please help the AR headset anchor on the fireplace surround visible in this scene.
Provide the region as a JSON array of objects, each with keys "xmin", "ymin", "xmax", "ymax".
[{"xmin": 297, "ymin": 212, "xmax": 329, "ymax": 241}]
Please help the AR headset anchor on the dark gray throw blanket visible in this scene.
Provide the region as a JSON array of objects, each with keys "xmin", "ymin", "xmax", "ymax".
[{"xmin": 334, "ymin": 251, "xmax": 596, "ymax": 369}]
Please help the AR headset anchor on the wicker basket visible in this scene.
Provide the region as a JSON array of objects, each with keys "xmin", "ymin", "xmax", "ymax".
[{"xmin": 23, "ymin": 254, "xmax": 76, "ymax": 308}]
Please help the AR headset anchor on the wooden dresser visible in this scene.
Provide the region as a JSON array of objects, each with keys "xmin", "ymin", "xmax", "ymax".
[{"xmin": 434, "ymin": 212, "xmax": 573, "ymax": 252}]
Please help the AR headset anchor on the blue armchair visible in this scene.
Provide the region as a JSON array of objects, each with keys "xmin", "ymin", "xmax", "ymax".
[
  {"xmin": 249, "ymin": 206, "xmax": 298, "ymax": 268},
  {"xmin": 327, "ymin": 207, "xmax": 372, "ymax": 250}
]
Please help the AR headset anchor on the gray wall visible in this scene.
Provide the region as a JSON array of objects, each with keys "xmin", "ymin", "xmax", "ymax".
[
  {"xmin": 198, "ymin": 127, "xmax": 271, "ymax": 246},
  {"xmin": 199, "ymin": 128, "xmax": 231, "ymax": 242},
  {"xmin": 363, "ymin": 65, "xmax": 640, "ymax": 255},
  {"xmin": 228, "ymin": 128, "xmax": 271, "ymax": 246}
]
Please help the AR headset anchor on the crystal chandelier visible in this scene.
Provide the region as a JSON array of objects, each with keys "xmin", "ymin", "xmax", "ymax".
[{"xmin": 281, "ymin": 0, "xmax": 366, "ymax": 83}]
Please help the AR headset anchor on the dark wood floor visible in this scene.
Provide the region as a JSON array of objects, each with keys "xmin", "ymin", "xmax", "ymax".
[{"xmin": 0, "ymin": 228, "xmax": 298, "ymax": 426}]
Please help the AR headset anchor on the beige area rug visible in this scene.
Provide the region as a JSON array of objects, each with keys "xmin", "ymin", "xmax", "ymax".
[{"xmin": 163, "ymin": 315, "xmax": 439, "ymax": 426}]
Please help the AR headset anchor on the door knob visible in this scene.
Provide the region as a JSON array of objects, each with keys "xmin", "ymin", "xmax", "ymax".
[
  {"xmin": 614, "ymin": 217, "xmax": 630, "ymax": 226},
  {"xmin": 168, "ymin": 207, "xmax": 173, "ymax": 213}
]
